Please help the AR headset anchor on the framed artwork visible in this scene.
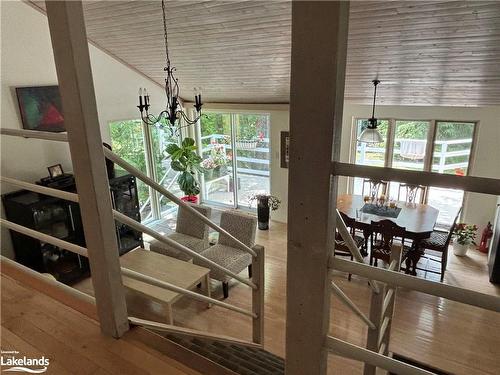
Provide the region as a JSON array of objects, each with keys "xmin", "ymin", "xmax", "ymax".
[
  {"xmin": 280, "ymin": 131, "xmax": 290, "ymax": 168},
  {"xmin": 48, "ymin": 164, "xmax": 64, "ymax": 179},
  {"xmin": 16, "ymin": 86, "xmax": 65, "ymax": 132}
]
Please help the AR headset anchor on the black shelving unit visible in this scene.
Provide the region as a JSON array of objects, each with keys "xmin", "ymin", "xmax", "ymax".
[{"xmin": 2, "ymin": 171, "xmax": 143, "ymax": 284}]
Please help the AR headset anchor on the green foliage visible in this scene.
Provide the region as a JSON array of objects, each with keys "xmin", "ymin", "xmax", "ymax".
[
  {"xmin": 166, "ymin": 137, "xmax": 203, "ymax": 196},
  {"xmin": 453, "ymin": 223, "xmax": 478, "ymax": 245}
]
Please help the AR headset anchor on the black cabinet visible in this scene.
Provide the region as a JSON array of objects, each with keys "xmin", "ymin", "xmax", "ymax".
[{"xmin": 2, "ymin": 172, "xmax": 142, "ymax": 284}]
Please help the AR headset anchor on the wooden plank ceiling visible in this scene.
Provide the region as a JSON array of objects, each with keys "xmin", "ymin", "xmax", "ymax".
[{"xmin": 32, "ymin": 1, "xmax": 500, "ymax": 106}]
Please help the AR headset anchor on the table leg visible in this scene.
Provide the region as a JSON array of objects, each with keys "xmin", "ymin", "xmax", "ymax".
[
  {"xmin": 166, "ymin": 303, "xmax": 174, "ymax": 325},
  {"xmin": 408, "ymin": 240, "xmax": 423, "ymax": 276},
  {"xmin": 203, "ymin": 274, "xmax": 212, "ymax": 308}
]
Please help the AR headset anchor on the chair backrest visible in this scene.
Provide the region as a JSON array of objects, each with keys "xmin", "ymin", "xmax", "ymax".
[
  {"xmin": 362, "ymin": 179, "xmax": 388, "ymax": 199},
  {"xmin": 370, "ymin": 219, "xmax": 406, "ymax": 252},
  {"xmin": 398, "ymin": 183, "xmax": 425, "ymax": 203},
  {"xmin": 176, "ymin": 203, "xmax": 212, "ymax": 240},
  {"xmin": 444, "ymin": 206, "xmax": 463, "ymax": 247},
  {"xmin": 218, "ymin": 210, "xmax": 257, "ymax": 248},
  {"xmin": 338, "ymin": 211, "xmax": 357, "ymax": 238}
]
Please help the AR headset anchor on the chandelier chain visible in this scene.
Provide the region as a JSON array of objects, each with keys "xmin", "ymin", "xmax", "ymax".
[{"xmin": 162, "ymin": 0, "xmax": 170, "ymax": 65}]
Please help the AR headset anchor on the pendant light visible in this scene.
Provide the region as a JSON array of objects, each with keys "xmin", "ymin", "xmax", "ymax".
[{"xmin": 358, "ymin": 79, "xmax": 383, "ymax": 143}]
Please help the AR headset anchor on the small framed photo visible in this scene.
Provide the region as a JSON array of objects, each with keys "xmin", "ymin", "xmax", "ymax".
[
  {"xmin": 280, "ymin": 131, "xmax": 290, "ymax": 168},
  {"xmin": 48, "ymin": 164, "xmax": 64, "ymax": 179}
]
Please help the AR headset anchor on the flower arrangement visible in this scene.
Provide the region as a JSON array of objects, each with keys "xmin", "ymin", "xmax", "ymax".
[
  {"xmin": 210, "ymin": 144, "xmax": 229, "ymax": 167},
  {"xmin": 453, "ymin": 223, "xmax": 478, "ymax": 246},
  {"xmin": 249, "ymin": 194, "xmax": 281, "ymax": 211},
  {"xmin": 201, "ymin": 158, "xmax": 217, "ymax": 169}
]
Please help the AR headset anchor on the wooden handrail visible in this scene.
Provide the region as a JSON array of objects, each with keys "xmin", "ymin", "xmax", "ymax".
[
  {"xmin": 330, "ymin": 281, "xmax": 375, "ymax": 330},
  {"xmin": 129, "ymin": 316, "xmax": 262, "ymax": 349},
  {"xmin": 0, "ymin": 128, "xmax": 69, "ymax": 141},
  {"xmin": 121, "ymin": 267, "xmax": 256, "ymax": 318},
  {"xmin": 104, "ymin": 147, "xmax": 257, "ymax": 257},
  {"xmin": 335, "ymin": 210, "xmax": 381, "ymax": 294},
  {"xmin": 325, "ymin": 336, "xmax": 434, "ymax": 375},
  {"xmin": 0, "ymin": 218, "xmax": 88, "ymax": 258},
  {"xmin": 1, "ymin": 176, "xmax": 79, "ymax": 203},
  {"xmin": 331, "ymin": 161, "xmax": 500, "ymax": 196},
  {"xmin": 331, "ymin": 257, "xmax": 500, "ymax": 313},
  {"xmin": 113, "ymin": 210, "xmax": 257, "ymax": 290}
]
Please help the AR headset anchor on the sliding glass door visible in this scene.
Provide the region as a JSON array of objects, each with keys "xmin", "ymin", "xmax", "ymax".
[{"xmin": 199, "ymin": 112, "xmax": 270, "ymax": 208}]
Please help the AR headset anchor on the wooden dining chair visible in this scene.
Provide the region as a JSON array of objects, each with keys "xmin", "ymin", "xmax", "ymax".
[
  {"xmin": 398, "ymin": 183, "xmax": 425, "ymax": 204},
  {"xmin": 370, "ymin": 219, "xmax": 411, "ymax": 268},
  {"xmin": 362, "ymin": 179, "xmax": 388, "ymax": 200},
  {"xmin": 334, "ymin": 211, "xmax": 366, "ymax": 281},
  {"xmin": 417, "ymin": 207, "xmax": 462, "ymax": 282}
]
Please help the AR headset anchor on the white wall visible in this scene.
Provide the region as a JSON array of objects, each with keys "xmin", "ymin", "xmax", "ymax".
[{"xmin": 0, "ymin": 1, "xmax": 165, "ymax": 257}]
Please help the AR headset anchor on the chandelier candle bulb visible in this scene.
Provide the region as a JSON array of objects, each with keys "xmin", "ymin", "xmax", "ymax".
[{"xmin": 139, "ymin": 87, "xmax": 143, "ymax": 106}]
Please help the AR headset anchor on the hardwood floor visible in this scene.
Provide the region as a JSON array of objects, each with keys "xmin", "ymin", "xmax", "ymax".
[
  {"xmin": 73, "ymin": 221, "xmax": 499, "ymax": 374},
  {"xmin": 0, "ymin": 274, "xmax": 200, "ymax": 375}
]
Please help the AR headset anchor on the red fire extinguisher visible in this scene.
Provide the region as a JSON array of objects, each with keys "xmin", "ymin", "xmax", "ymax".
[{"xmin": 478, "ymin": 222, "xmax": 493, "ymax": 254}]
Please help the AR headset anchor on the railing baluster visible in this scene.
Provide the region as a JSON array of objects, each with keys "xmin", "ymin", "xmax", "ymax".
[{"xmin": 251, "ymin": 245, "xmax": 265, "ymax": 344}]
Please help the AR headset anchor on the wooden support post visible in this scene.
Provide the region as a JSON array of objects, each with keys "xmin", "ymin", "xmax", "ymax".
[
  {"xmin": 380, "ymin": 246, "xmax": 402, "ymax": 356},
  {"xmin": 364, "ymin": 283, "xmax": 385, "ymax": 375},
  {"xmin": 45, "ymin": 1, "xmax": 129, "ymax": 338},
  {"xmin": 252, "ymin": 245, "xmax": 265, "ymax": 344},
  {"xmin": 286, "ymin": 2, "xmax": 349, "ymax": 374}
]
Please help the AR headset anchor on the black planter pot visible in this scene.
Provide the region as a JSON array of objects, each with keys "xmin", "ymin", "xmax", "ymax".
[{"xmin": 257, "ymin": 196, "xmax": 270, "ymax": 230}]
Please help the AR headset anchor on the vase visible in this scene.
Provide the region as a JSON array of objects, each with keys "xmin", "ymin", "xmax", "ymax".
[
  {"xmin": 257, "ymin": 196, "xmax": 270, "ymax": 230},
  {"xmin": 453, "ymin": 243, "xmax": 469, "ymax": 257},
  {"xmin": 204, "ymin": 169, "xmax": 214, "ymax": 181}
]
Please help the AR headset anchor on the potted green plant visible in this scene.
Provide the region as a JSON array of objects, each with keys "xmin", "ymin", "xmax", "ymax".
[
  {"xmin": 166, "ymin": 137, "xmax": 203, "ymax": 203},
  {"xmin": 453, "ymin": 223, "xmax": 478, "ymax": 256},
  {"xmin": 250, "ymin": 194, "xmax": 281, "ymax": 230}
]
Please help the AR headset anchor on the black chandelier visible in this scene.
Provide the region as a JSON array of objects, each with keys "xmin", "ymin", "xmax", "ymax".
[{"xmin": 137, "ymin": 0, "xmax": 202, "ymax": 133}]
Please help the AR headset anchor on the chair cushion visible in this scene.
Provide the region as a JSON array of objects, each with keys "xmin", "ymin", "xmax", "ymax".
[
  {"xmin": 149, "ymin": 233, "xmax": 208, "ymax": 262},
  {"xmin": 420, "ymin": 230, "xmax": 449, "ymax": 250},
  {"xmin": 194, "ymin": 244, "xmax": 252, "ymax": 282},
  {"xmin": 372, "ymin": 242, "xmax": 411, "ymax": 261},
  {"xmin": 334, "ymin": 235, "xmax": 364, "ymax": 255}
]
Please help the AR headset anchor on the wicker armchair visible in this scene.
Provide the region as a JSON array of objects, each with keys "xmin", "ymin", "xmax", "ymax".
[
  {"xmin": 149, "ymin": 203, "xmax": 212, "ymax": 261},
  {"xmin": 195, "ymin": 210, "xmax": 257, "ymax": 298}
]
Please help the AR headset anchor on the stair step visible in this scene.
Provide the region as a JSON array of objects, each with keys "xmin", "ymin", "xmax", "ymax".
[{"xmin": 164, "ymin": 333, "xmax": 285, "ymax": 375}]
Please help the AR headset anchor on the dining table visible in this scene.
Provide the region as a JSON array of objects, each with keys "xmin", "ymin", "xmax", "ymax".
[{"xmin": 336, "ymin": 194, "xmax": 439, "ymax": 275}]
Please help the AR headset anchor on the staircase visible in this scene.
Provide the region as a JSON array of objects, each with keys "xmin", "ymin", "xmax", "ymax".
[{"xmin": 164, "ymin": 333, "xmax": 285, "ymax": 375}]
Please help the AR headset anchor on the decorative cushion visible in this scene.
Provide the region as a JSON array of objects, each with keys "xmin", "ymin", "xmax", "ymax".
[
  {"xmin": 420, "ymin": 230, "xmax": 449, "ymax": 250},
  {"xmin": 149, "ymin": 232, "xmax": 208, "ymax": 261},
  {"xmin": 176, "ymin": 203, "xmax": 212, "ymax": 239},
  {"xmin": 334, "ymin": 235, "xmax": 364, "ymax": 255},
  {"xmin": 194, "ymin": 244, "xmax": 252, "ymax": 282}
]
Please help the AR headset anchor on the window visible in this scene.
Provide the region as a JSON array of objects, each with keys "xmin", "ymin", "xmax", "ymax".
[
  {"xmin": 109, "ymin": 120, "xmax": 180, "ymax": 223},
  {"xmin": 351, "ymin": 119, "xmax": 476, "ymax": 227},
  {"xmin": 198, "ymin": 112, "xmax": 271, "ymax": 208}
]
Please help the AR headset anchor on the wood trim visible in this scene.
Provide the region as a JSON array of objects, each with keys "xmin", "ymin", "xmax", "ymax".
[
  {"xmin": 1, "ymin": 256, "xmax": 97, "ymax": 320},
  {"xmin": 286, "ymin": 2, "xmax": 349, "ymax": 374},
  {"xmin": 128, "ymin": 317, "xmax": 262, "ymax": 349},
  {"xmin": 45, "ymin": 0, "xmax": 129, "ymax": 338},
  {"xmin": 331, "ymin": 258, "xmax": 500, "ymax": 313},
  {"xmin": 251, "ymin": 245, "xmax": 265, "ymax": 344},
  {"xmin": 364, "ymin": 282, "xmax": 385, "ymax": 375},
  {"xmin": 332, "ymin": 162, "xmax": 500, "ymax": 196},
  {"xmin": 326, "ymin": 336, "xmax": 434, "ymax": 375}
]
